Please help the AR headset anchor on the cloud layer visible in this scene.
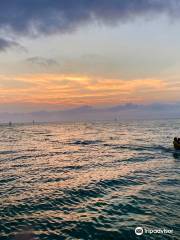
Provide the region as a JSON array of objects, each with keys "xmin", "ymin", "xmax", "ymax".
[
  {"xmin": 0, "ymin": 73, "xmax": 179, "ymax": 110},
  {"xmin": 26, "ymin": 57, "xmax": 58, "ymax": 67},
  {"xmin": 0, "ymin": 0, "xmax": 179, "ymax": 36},
  {"xmin": 0, "ymin": 38, "xmax": 24, "ymax": 52}
]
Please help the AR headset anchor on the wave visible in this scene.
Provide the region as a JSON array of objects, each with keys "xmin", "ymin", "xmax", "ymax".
[
  {"xmin": 70, "ymin": 140, "xmax": 103, "ymax": 145},
  {"xmin": 104, "ymin": 143, "xmax": 174, "ymax": 153},
  {"xmin": 1, "ymin": 120, "xmax": 179, "ymax": 240},
  {"xmin": 0, "ymin": 150, "xmax": 18, "ymax": 155},
  {"xmin": 119, "ymin": 155, "xmax": 154, "ymax": 163}
]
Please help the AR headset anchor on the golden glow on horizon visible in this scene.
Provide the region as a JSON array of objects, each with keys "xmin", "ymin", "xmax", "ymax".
[{"xmin": 0, "ymin": 73, "xmax": 178, "ymax": 108}]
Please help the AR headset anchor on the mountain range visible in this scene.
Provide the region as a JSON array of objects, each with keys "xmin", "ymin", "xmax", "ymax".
[{"xmin": 0, "ymin": 103, "xmax": 180, "ymax": 123}]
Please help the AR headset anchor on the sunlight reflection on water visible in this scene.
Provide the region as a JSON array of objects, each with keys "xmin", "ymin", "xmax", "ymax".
[{"xmin": 0, "ymin": 120, "xmax": 180, "ymax": 240}]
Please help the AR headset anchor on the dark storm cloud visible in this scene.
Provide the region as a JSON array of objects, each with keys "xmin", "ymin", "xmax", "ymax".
[
  {"xmin": 0, "ymin": 0, "xmax": 179, "ymax": 36},
  {"xmin": 0, "ymin": 38, "xmax": 25, "ymax": 51}
]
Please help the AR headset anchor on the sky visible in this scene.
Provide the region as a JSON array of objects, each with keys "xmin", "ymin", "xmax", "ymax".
[{"xmin": 0, "ymin": 0, "xmax": 180, "ymax": 113}]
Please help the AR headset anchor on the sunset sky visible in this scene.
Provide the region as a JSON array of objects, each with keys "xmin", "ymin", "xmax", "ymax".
[{"xmin": 0, "ymin": 0, "xmax": 180, "ymax": 113}]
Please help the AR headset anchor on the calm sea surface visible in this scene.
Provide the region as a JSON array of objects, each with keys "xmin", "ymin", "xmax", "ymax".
[{"xmin": 0, "ymin": 120, "xmax": 180, "ymax": 240}]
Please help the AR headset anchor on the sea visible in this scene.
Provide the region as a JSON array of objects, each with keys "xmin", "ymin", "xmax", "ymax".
[{"xmin": 0, "ymin": 119, "xmax": 179, "ymax": 240}]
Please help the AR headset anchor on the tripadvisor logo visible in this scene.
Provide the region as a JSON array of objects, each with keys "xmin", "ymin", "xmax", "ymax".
[
  {"xmin": 135, "ymin": 227, "xmax": 143, "ymax": 235},
  {"xmin": 135, "ymin": 226, "xmax": 173, "ymax": 236}
]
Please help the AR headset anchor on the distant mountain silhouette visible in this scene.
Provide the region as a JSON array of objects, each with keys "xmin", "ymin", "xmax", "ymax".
[{"xmin": 0, "ymin": 102, "xmax": 180, "ymax": 123}]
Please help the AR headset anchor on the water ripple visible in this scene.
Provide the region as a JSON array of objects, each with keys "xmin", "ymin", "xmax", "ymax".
[{"xmin": 0, "ymin": 120, "xmax": 179, "ymax": 240}]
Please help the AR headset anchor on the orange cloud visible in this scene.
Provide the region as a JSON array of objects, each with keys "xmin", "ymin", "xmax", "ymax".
[{"xmin": 0, "ymin": 73, "xmax": 176, "ymax": 108}]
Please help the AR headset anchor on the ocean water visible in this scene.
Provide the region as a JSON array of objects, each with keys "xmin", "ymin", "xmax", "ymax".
[{"xmin": 0, "ymin": 119, "xmax": 179, "ymax": 240}]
